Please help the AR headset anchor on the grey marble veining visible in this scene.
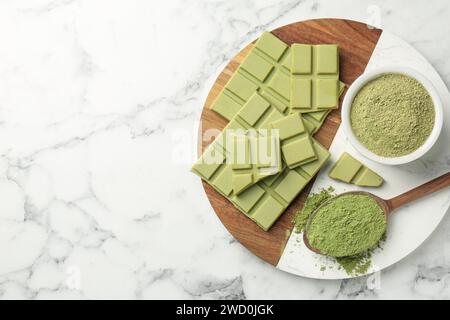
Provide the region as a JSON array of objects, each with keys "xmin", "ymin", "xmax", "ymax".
[{"xmin": 0, "ymin": 0, "xmax": 450, "ymax": 299}]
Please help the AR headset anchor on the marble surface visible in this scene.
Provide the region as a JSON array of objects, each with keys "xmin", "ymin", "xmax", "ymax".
[{"xmin": 1, "ymin": 0, "xmax": 450, "ymax": 299}]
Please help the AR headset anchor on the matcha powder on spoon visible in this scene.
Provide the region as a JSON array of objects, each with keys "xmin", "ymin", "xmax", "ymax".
[
  {"xmin": 294, "ymin": 190, "xmax": 387, "ymax": 275},
  {"xmin": 350, "ymin": 73, "xmax": 435, "ymax": 157},
  {"xmin": 307, "ymin": 194, "xmax": 386, "ymax": 258}
]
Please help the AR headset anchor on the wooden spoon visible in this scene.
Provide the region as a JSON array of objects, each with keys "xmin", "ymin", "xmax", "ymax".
[{"xmin": 303, "ymin": 172, "xmax": 450, "ymax": 256}]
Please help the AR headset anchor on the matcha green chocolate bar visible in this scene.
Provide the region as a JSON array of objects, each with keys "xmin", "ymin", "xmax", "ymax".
[
  {"xmin": 211, "ymin": 32, "xmax": 290, "ymax": 119},
  {"xmin": 230, "ymin": 132, "xmax": 282, "ymax": 195},
  {"xmin": 328, "ymin": 152, "xmax": 384, "ymax": 187},
  {"xmin": 211, "ymin": 32, "xmax": 330, "ymax": 134},
  {"xmin": 291, "ymin": 44, "xmax": 340, "ymax": 112},
  {"xmin": 270, "ymin": 113, "xmax": 317, "ymax": 169},
  {"xmin": 192, "ymin": 92, "xmax": 330, "ymax": 231}
]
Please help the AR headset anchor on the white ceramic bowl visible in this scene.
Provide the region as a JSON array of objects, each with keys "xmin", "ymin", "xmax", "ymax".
[{"xmin": 341, "ymin": 66, "xmax": 444, "ymax": 165}]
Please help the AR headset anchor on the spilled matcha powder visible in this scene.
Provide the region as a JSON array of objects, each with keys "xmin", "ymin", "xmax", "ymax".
[
  {"xmin": 336, "ymin": 252, "xmax": 372, "ymax": 276},
  {"xmin": 307, "ymin": 194, "xmax": 386, "ymax": 258},
  {"xmin": 293, "ymin": 187, "xmax": 336, "ymax": 233},
  {"xmin": 351, "ymin": 73, "xmax": 435, "ymax": 157}
]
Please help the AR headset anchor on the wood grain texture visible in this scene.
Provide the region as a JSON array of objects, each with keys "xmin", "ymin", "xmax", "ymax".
[{"xmin": 198, "ymin": 19, "xmax": 382, "ymax": 266}]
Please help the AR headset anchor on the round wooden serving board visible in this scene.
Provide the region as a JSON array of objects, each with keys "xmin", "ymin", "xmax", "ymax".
[{"xmin": 198, "ymin": 19, "xmax": 382, "ymax": 266}]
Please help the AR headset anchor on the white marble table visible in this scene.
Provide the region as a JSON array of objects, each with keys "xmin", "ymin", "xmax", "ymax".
[{"xmin": 0, "ymin": 0, "xmax": 450, "ymax": 299}]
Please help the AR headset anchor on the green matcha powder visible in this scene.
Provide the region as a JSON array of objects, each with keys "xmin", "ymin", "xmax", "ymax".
[
  {"xmin": 307, "ymin": 194, "xmax": 386, "ymax": 258},
  {"xmin": 351, "ymin": 73, "xmax": 435, "ymax": 157},
  {"xmin": 294, "ymin": 187, "xmax": 386, "ymax": 275},
  {"xmin": 293, "ymin": 187, "xmax": 336, "ymax": 233}
]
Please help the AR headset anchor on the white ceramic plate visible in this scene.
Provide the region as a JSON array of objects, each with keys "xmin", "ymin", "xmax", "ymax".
[{"xmin": 277, "ymin": 30, "xmax": 450, "ymax": 279}]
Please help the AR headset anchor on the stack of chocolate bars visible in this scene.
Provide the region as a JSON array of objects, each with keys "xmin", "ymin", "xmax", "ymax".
[{"xmin": 192, "ymin": 32, "xmax": 344, "ymax": 231}]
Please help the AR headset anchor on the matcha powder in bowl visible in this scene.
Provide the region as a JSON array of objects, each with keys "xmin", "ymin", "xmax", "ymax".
[{"xmin": 350, "ymin": 73, "xmax": 436, "ymax": 158}]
